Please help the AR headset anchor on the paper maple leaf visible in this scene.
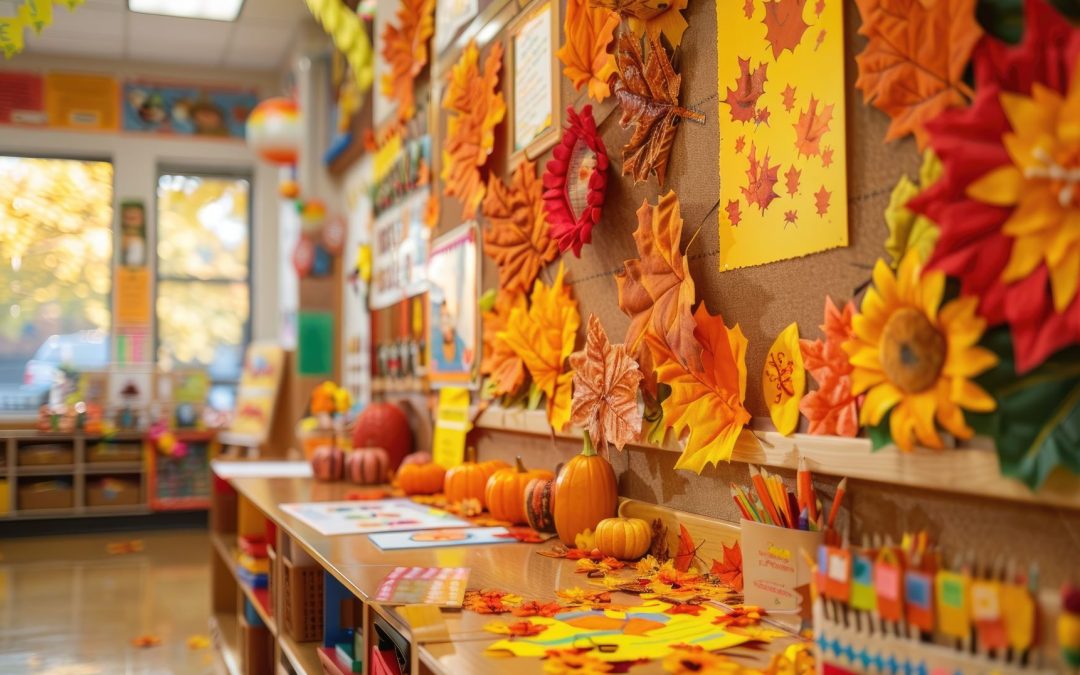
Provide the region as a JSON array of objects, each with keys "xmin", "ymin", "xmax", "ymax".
[
  {"xmin": 784, "ymin": 166, "xmax": 800, "ymax": 196},
  {"xmin": 481, "ymin": 289, "xmax": 529, "ymax": 396},
  {"xmin": 558, "ymin": 0, "xmax": 619, "ymax": 102},
  {"xmin": 441, "ymin": 41, "xmax": 506, "ymax": 217},
  {"xmin": 724, "ymin": 57, "xmax": 768, "ymax": 123},
  {"xmin": 591, "ymin": 0, "xmax": 690, "ymax": 47},
  {"xmin": 613, "ymin": 32, "xmax": 704, "ymax": 186},
  {"xmin": 782, "ymin": 84, "xmax": 797, "ymax": 111},
  {"xmin": 672, "ymin": 524, "xmax": 701, "ymax": 572},
  {"xmin": 711, "ymin": 541, "xmax": 743, "ymax": 591},
  {"xmin": 648, "ymin": 305, "xmax": 752, "ymax": 474},
  {"xmin": 884, "ymin": 149, "xmax": 942, "ymax": 267},
  {"xmin": 498, "ymin": 264, "xmax": 580, "ymax": 431},
  {"xmin": 762, "ymin": 0, "xmax": 809, "ymax": 58},
  {"xmin": 725, "ymin": 200, "xmax": 742, "ymax": 227},
  {"xmin": 482, "ymin": 160, "xmax": 559, "ymax": 294},
  {"xmin": 379, "ymin": 0, "xmax": 435, "ymax": 122},
  {"xmin": 570, "ymin": 315, "xmax": 644, "ymax": 452},
  {"xmin": 616, "ymin": 190, "xmax": 700, "ymax": 388},
  {"xmin": 793, "ymin": 96, "xmax": 834, "ymax": 157},
  {"xmin": 799, "ymin": 296, "xmax": 859, "ymax": 436},
  {"xmin": 742, "ymin": 143, "xmax": 780, "ymax": 214},
  {"xmin": 814, "ymin": 186, "xmax": 831, "ymax": 215},
  {"xmin": 854, "ymin": 0, "xmax": 981, "ymax": 148}
]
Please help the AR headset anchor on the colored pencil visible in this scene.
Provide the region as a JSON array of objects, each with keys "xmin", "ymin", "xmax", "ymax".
[
  {"xmin": 749, "ymin": 465, "xmax": 782, "ymax": 527},
  {"xmin": 730, "ymin": 484, "xmax": 753, "ymax": 521},
  {"xmin": 798, "ymin": 457, "xmax": 818, "ymax": 522},
  {"xmin": 735, "ymin": 483, "xmax": 763, "ymax": 523},
  {"xmin": 798, "ymin": 506, "xmax": 809, "ymax": 531},
  {"xmin": 827, "ymin": 477, "xmax": 848, "ymax": 530}
]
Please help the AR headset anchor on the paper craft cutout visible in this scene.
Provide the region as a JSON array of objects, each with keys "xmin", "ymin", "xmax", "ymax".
[
  {"xmin": 971, "ymin": 579, "xmax": 1007, "ymax": 649},
  {"xmin": 873, "ymin": 550, "xmax": 904, "ymax": 622},
  {"xmin": 717, "ymin": 0, "xmax": 848, "ymax": 270},
  {"xmin": 613, "ymin": 32, "xmax": 703, "ymax": 186},
  {"xmin": 379, "ymin": 0, "xmax": 436, "ymax": 123},
  {"xmin": 498, "ymin": 263, "xmax": 580, "ymax": 431},
  {"xmin": 480, "ymin": 289, "xmax": 528, "ymax": 397},
  {"xmin": 762, "ymin": 322, "xmax": 806, "ymax": 436},
  {"xmin": 557, "ymin": 0, "xmax": 618, "ymax": 102},
  {"xmin": 711, "ymin": 541, "xmax": 744, "ymax": 591},
  {"xmin": 843, "ymin": 254, "xmax": 997, "ymax": 452},
  {"xmin": 1002, "ymin": 582, "xmax": 1036, "ymax": 651},
  {"xmin": 904, "ymin": 570, "xmax": 935, "ymax": 632},
  {"xmin": 485, "ymin": 600, "xmax": 749, "ymax": 662},
  {"xmin": 799, "ymin": 297, "xmax": 859, "ymax": 437},
  {"xmin": 482, "ymin": 160, "xmax": 558, "ymax": 294},
  {"xmin": 936, "ymin": 570, "xmax": 970, "ymax": 639},
  {"xmin": 279, "ymin": 499, "xmax": 470, "ymax": 536},
  {"xmin": 374, "ymin": 566, "xmax": 469, "ymax": 606},
  {"xmin": 850, "ymin": 554, "xmax": 875, "ymax": 611},
  {"xmin": 369, "ymin": 526, "xmax": 512, "ymax": 550},
  {"xmin": 569, "ymin": 315, "xmax": 643, "ymax": 452},
  {"xmin": 853, "ymin": 0, "xmax": 982, "ymax": 148},
  {"xmin": 590, "ymin": 0, "xmax": 690, "ymax": 47},
  {"xmin": 543, "ymin": 105, "xmax": 609, "ymax": 257}
]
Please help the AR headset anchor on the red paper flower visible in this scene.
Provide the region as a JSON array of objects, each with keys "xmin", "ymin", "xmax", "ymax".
[
  {"xmin": 909, "ymin": 0, "xmax": 1080, "ymax": 373},
  {"xmin": 542, "ymin": 105, "xmax": 609, "ymax": 257}
]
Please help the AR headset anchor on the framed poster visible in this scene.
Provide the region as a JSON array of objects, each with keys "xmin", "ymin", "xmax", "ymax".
[
  {"xmin": 508, "ymin": 0, "xmax": 559, "ymax": 160},
  {"xmin": 426, "ymin": 223, "xmax": 479, "ymax": 387},
  {"xmin": 121, "ymin": 80, "xmax": 256, "ymax": 139},
  {"xmin": 435, "ymin": 0, "xmax": 480, "ymax": 56}
]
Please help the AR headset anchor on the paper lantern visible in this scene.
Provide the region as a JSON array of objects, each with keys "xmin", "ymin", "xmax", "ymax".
[
  {"xmin": 247, "ymin": 98, "xmax": 301, "ymax": 165},
  {"xmin": 299, "ymin": 199, "xmax": 327, "ymax": 233}
]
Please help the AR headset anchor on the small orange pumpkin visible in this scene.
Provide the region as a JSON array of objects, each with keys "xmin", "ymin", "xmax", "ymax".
[
  {"xmin": 553, "ymin": 431, "xmax": 617, "ymax": 545},
  {"xmin": 594, "ymin": 517, "xmax": 651, "ymax": 560},
  {"xmin": 485, "ymin": 457, "xmax": 554, "ymax": 524},
  {"xmin": 444, "ymin": 450, "xmax": 506, "ymax": 507},
  {"xmin": 397, "ymin": 462, "xmax": 446, "ymax": 495}
]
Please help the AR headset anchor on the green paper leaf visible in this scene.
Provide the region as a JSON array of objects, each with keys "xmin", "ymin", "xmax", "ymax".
[
  {"xmin": 868, "ymin": 413, "xmax": 893, "ymax": 451},
  {"xmin": 977, "ymin": 328, "xmax": 1080, "ymax": 490}
]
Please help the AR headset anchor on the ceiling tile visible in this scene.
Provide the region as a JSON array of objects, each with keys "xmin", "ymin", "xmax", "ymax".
[
  {"xmin": 24, "ymin": 34, "xmax": 126, "ymax": 59},
  {"xmin": 229, "ymin": 20, "xmax": 296, "ymax": 50},
  {"xmin": 127, "ymin": 12, "xmax": 234, "ymax": 43},
  {"xmin": 239, "ymin": 0, "xmax": 312, "ymax": 22},
  {"xmin": 126, "ymin": 41, "xmax": 228, "ymax": 67},
  {"xmin": 44, "ymin": 5, "xmax": 126, "ymax": 39}
]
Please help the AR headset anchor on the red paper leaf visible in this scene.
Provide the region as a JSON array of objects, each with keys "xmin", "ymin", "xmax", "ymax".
[
  {"xmin": 742, "ymin": 143, "xmax": 780, "ymax": 214},
  {"xmin": 793, "ymin": 95, "xmax": 834, "ymax": 158},
  {"xmin": 815, "ymin": 186, "xmax": 831, "ymax": 216},
  {"xmin": 734, "ymin": 136, "xmax": 746, "ymax": 154},
  {"xmin": 784, "ymin": 165, "xmax": 800, "ymax": 196},
  {"xmin": 744, "ymin": 0, "xmax": 755, "ymax": 17},
  {"xmin": 762, "ymin": 0, "xmax": 809, "ymax": 59},
  {"xmin": 784, "ymin": 210, "xmax": 798, "ymax": 226},
  {"xmin": 755, "ymin": 106, "xmax": 771, "ymax": 125},
  {"xmin": 724, "ymin": 57, "xmax": 768, "ymax": 123},
  {"xmin": 822, "ymin": 147, "xmax": 834, "ymax": 167},
  {"xmin": 782, "ymin": 84, "xmax": 797, "ymax": 112},
  {"xmin": 725, "ymin": 200, "xmax": 742, "ymax": 227},
  {"xmin": 673, "ymin": 524, "xmax": 700, "ymax": 573},
  {"xmin": 711, "ymin": 541, "xmax": 744, "ymax": 591}
]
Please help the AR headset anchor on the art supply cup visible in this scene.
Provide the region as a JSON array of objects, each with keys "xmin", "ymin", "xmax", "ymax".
[{"xmin": 740, "ymin": 519, "xmax": 824, "ymax": 616}]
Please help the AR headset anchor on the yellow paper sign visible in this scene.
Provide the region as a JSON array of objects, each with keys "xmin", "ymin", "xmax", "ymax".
[
  {"xmin": 114, "ymin": 267, "xmax": 151, "ymax": 326},
  {"xmin": 935, "ymin": 570, "xmax": 970, "ymax": 639},
  {"xmin": 761, "ymin": 322, "xmax": 805, "ymax": 435},
  {"xmin": 432, "ymin": 387, "xmax": 470, "ymax": 469},
  {"xmin": 1002, "ymin": 582, "xmax": 1035, "ymax": 650},
  {"xmin": 44, "ymin": 72, "xmax": 118, "ymax": 129},
  {"xmin": 716, "ymin": 0, "xmax": 849, "ymax": 269}
]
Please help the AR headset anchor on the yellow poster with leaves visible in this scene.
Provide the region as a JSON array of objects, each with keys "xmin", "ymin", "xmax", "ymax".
[{"xmin": 717, "ymin": 0, "xmax": 848, "ymax": 270}]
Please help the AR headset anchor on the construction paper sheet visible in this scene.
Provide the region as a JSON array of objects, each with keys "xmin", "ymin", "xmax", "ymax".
[
  {"xmin": 115, "ymin": 267, "xmax": 151, "ymax": 326},
  {"xmin": 0, "ymin": 71, "xmax": 45, "ymax": 125},
  {"xmin": 432, "ymin": 387, "xmax": 470, "ymax": 469},
  {"xmin": 716, "ymin": 0, "xmax": 848, "ymax": 270},
  {"xmin": 485, "ymin": 600, "xmax": 749, "ymax": 662},
  {"xmin": 44, "ymin": 72, "xmax": 118, "ymax": 130},
  {"xmin": 374, "ymin": 566, "xmax": 470, "ymax": 606},
  {"xmin": 211, "ymin": 461, "xmax": 314, "ymax": 479},
  {"xmin": 298, "ymin": 311, "xmax": 335, "ymax": 376},
  {"xmin": 369, "ymin": 526, "xmax": 511, "ymax": 550},
  {"xmin": 280, "ymin": 499, "xmax": 470, "ymax": 536}
]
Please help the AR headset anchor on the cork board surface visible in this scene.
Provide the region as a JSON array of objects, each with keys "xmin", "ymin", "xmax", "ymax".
[{"xmin": 432, "ymin": 0, "xmax": 922, "ymax": 420}]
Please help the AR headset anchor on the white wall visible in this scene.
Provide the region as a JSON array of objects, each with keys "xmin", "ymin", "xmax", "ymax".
[{"xmin": 0, "ymin": 54, "xmax": 284, "ymax": 344}]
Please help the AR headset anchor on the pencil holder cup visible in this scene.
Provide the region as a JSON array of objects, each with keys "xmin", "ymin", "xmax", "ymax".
[{"xmin": 740, "ymin": 519, "xmax": 824, "ymax": 615}]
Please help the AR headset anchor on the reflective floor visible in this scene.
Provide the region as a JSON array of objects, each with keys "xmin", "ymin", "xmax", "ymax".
[{"xmin": 0, "ymin": 529, "xmax": 215, "ymax": 674}]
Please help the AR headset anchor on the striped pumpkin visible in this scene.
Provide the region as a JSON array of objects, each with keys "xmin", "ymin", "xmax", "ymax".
[
  {"xmin": 345, "ymin": 447, "xmax": 389, "ymax": 485},
  {"xmin": 523, "ymin": 476, "xmax": 556, "ymax": 533},
  {"xmin": 310, "ymin": 445, "xmax": 344, "ymax": 482}
]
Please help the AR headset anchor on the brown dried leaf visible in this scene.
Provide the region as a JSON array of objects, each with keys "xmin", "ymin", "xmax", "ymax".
[{"xmin": 569, "ymin": 315, "xmax": 644, "ymax": 452}]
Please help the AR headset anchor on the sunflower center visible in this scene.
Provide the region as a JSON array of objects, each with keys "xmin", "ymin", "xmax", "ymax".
[
  {"xmin": 1026, "ymin": 146, "xmax": 1080, "ymax": 208},
  {"xmin": 879, "ymin": 307, "xmax": 946, "ymax": 394}
]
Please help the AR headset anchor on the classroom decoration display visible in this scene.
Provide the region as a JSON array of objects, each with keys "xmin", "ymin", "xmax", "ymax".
[
  {"xmin": 884, "ymin": 151, "xmax": 942, "ymax": 268},
  {"xmin": 480, "ymin": 289, "xmax": 529, "ymax": 397},
  {"xmin": 569, "ymin": 315, "xmax": 643, "ymax": 452},
  {"xmin": 552, "ymin": 432, "xmax": 617, "ymax": 545},
  {"xmin": 481, "ymin": 160, "xmax": 559, "ymax": 294},
  {"xmin": 593, "ymin": 517, "xmax": 651, "ymax": 560},
  {"xmin": 799, "ymin": 297, "xmax": 860, "ymax": 437},
  {"xmin": 304, "ymin": 0, "xmax": 375, "ymax": 92},
  {"xmin": 124, "ymin": 81, "xmax": 257, "ymax": 139},
  {"xmin": 311, "ymin": 445, "xmax": 346, "ymax": 482},
  {"xmin": 542, "ymin": 105, "xmax": 610, "ymax": 257},
  {"xmin": 352, "ymin": 402, "xmax": 414, "ymax": 469},
  {"xmin": 379, "ymin": 0, "xmax": 435, "ymax": 123},
  {"xmin": 591, "ymin": 0, "xmax": 690, "ymax": 47},
  {"xmin": 613, "ymin": 33, "xmax": 703, "ymax": 187},
  {"xmin": 427, "ymin": 224, "xmax": 480, "ymax": 385},
  {"xmin": 484, "ymin": 458, "xmax": 554, "ymax": 525},
  {"xmin": 1, "ymin": 0, "xmax": 84, "ymax": 60},
  {"xmin": 345, "ymin": 447, "xmax": 390, "ymax": 485},
  {"xmin": 762, "ymin": 322, "xmax": 806, "ymax": 436},
  {"xmin": 853, "ymin": 0, "xmax": 982, "ymax": 148},
  {"xmin": 397, "ymin": 461, "xmax": 447, "ymax": 495},
  {"xmin": 556, "ymin": 0, "xmax": 618, "ymax": 102},
  {"xmin": 441, "ymin": 40, "xmax": 507, "ymax": 217},
  {"xmin": 498, "ymin": 263, "xmax": 581, "ymax": 431},
  {"xmin": 843, "ymin": 253, "xmax": 998, "ymax": 452},
  {"xmin": 523, "ymin": 476, "xmax": 557, "ymax": 533}
]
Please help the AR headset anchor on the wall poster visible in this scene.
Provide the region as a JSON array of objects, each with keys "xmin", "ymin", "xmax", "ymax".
[{"xmin": 425, "ymin": 223, "xmax": 479, "ymax": 387}]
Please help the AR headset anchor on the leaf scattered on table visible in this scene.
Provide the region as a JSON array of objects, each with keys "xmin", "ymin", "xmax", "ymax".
[
  {"xmin": 672, "ymin": 524, "xmax": 700, "ymax": 573},
  {"xmin": 106, "ymin": 540, "xmax": 144, "ymax": 555},
  {"xmin": 132, "ymin": 634, "xmax": 161, "ymax": 648},
  {"xmin": 570, "ymin": 315, "xmax": 644, "ymax": 452},
  {"xmin": 464, "ymin": 589, "xmax": 523, "ymax": 614},
  {"xmin": 513, "ymin": 600, "xmax": 564, "ymax": 618},
  {"xmin": 186, "ymin": 634, "xmax": 211, "ymax": 650},
  {"xmin": 485, "ymin": 619, "xmax": 549, "ymax": 637},
  {"xmin": 710, "ymin": 541, "xmax": 744, "ymax": 591}
]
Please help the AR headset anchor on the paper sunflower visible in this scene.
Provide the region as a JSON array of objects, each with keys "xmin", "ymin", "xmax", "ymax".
[
  {"xmin": 843, "ymin": 253, "xmax": 998, "ymax": 451},
  {"xmin": 909, "ymin": 0, "xmax": 1080, "ymax": 373}
]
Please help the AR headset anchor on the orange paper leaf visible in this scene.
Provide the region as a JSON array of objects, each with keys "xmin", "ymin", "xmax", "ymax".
[
  {"xmin": 569, "ymin": 315, "xmax": 644, "ymax": 452},
  {"xmin": 762, "ymin": 0, "xmax": 810, "ymax": 58},
  {"xmin": 482, "ymin": 289, "xmax": 528, "ymax": 396},
  {"xmin": 482, "ymin": 160, "xmax": 559, "ymax": 294},
  {"xmin": 793, "ymin": 95, "xmax": 834, "ymax": 158},
  {"xmin": 498, "ymin": 264, "xmax": 580, "ymax": 431},
  {"xmin": 591, "ymin": 0, "xmax": 690, "ymax": 46},
  {"xmin": 379, "ymin": 0, "xmax": 435, "ymax": 122},
  {"xmin": 672, "ymin": 524, "xmax": 700, "ymax": 572},
  {"xmin": 710, "ymin": 541, "xmax": 744, "ymax": 591},
  {"xmin": 853, "ymin": 0, "xmax": 981, "ymax": 147},
  {"xmin": 558, "ymin": 0, "xmax": 619, "ymax": 102}
]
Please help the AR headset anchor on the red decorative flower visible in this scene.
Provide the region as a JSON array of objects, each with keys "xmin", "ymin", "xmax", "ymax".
[
  {"xmin": 909, "ymin": 0, "xmax": 1080, "ymax": 373},
  {"xmin": 542, "ymin": 105, "xmax": 609, "ymax": 257}
]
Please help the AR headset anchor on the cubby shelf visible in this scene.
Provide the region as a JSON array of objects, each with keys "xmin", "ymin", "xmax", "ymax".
[
  {"xmin": 474, "ymin": 405, "xmax": 1080, "ymax": 511},
  {"xmin": 211, "ymin": 531, "xmax": 276, "ymax": 634},
  {"xmin": 279, "ymin": 632, "xmax": 323, "ymax": 675}
]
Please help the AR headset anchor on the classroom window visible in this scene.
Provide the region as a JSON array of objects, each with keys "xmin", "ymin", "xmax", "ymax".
[
  {"xmin": 156, "ymin": 172, "xmax": 251, "ymax": 411},
  {"xmin": 0, "ymin": 156, "xmax": 113, "ymax": 412}
]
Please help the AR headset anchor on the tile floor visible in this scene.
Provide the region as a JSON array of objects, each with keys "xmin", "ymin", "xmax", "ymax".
[{"xmin": 0, "ymin": 529, "xmax": 217, "ymax": 674}]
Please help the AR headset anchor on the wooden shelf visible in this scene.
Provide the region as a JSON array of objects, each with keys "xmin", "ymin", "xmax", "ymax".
[
  {"xmin": 279, "ymin": 632, "xmax": 322, "ymax": 675},
  {"xmin": 474, "ymin": 405, "xmax": 1080, "ymax": 511},
  {"xmin": 211, "ymin": 531, "xmax": 276, "ymax": 634},
  {"xmin": 85, "ymin": 462, "xmax": 143, "ymax": 474},
  {"xmin": 15, "ymin": 464, "xmax": 75, "ymax": 475},
  {"xmin": 210, "ymin": 611, "xmax": 242, "ymax": 675}
]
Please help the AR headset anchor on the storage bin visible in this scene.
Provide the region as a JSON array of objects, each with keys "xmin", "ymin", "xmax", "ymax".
[
  {"xmin": 87, "ymin": 442, "xmax": 142, "ymax": 463},
  {"xmin": 0, "ymin": 480, "xmax": 9, "ymax": 516},
  {"xmin": 86, "ymin": 477, "xmax": 141, "ymax": 507},
  {"xmin": 18, "ymin": 444, "xmax": 74, "ymax": 466},
  {"xmin": 739, "ymin": 518, "xmax": 824, "ymax": 616},
  {"xmin": 18, "ymin": 479, "xmax": 74, "ymax": 510},
  {"xmin": 282, "ymin": 554, "xmax": 324, "ymax": 642}
]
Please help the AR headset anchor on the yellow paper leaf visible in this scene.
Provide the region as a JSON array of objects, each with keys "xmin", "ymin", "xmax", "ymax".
[
  {"xmin": 884, "ymin": 150, "xmax": 943, "ymax": 267},
  {"xmin": 498, "ymin": 263, "xmax": 580, "ymax": 430},
  {"xmin": 761, "ymin": 322, "xmax": 806, "ymax": 436}
]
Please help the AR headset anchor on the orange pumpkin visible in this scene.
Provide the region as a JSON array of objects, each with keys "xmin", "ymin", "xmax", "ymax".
[
  {"xmin": 485, "ymin": 457, "xmax": 554, "ymax": 524},
  {"xmin": 397, "ymin": 462, "xmax": 446, "ymax": 495},
  {"xmin": 553, "ymin": 432, "xmax": 617, "ymax": 545},
  {"xmin": 444, "ymin": 451, "xmax": 506, "ymax": 506},
  {"xmin": 594, "ymin": 517, "xmax": 651, "ymax": 560}
]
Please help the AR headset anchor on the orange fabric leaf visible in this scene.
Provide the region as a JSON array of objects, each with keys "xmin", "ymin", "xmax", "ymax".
[
  {"xmin": 558, "ymin": 0, "xmax": 619, "ymax": 102},
  {"xmin": 482, "ymin": 160, "xmax": 559, "ymax": 294},
  {"xmin": 482, "ymin": 290, "xmax": 528, "ymax": 396},
  {"xmin": 441, "ymin": 40, "xmax": 506, "ymax": 217},
  {"xmin": 853, "ymin": 0, "xmax": 981, "ymax": 148},
  {"xmin": 569, "ymin": 315, "xmax": 644, "ymax": 452},
  {"xmin": 799, "ymin": 296, "xmax": 860, "ymax": 436},
  {"xmin": 591, "ymin": 0, "xmax": 690, "ymax": 47},
  {"xmin": 379, "ymin": 0, "xmax": 435, "ymax": 122},
  {"xmin": 498, "ymin": 263, "xmax": 580, "ymax": 431},
  {"xmin": 649, "ymin": 305, "xmax": 752, "ymax": 474},
  {"xmin": 710, "ymin": 541, "xmax": 744, "ymax": 591}
]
